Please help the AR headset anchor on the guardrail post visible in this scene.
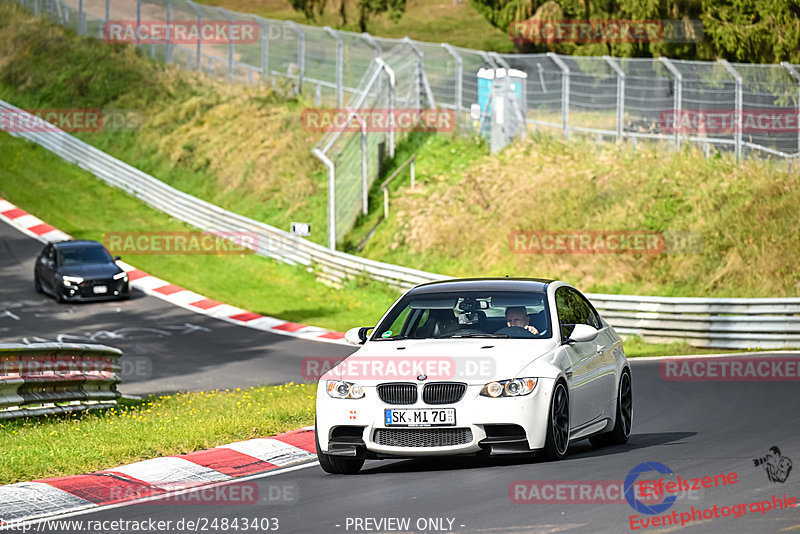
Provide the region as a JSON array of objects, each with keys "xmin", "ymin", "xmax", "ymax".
[
  {"xmin": 218, "ymin": 7, "xmax": 235, "ymax": 80},
  {"xmin": 325, "ymin": 27, "xmax": 343, "ymax": 108},
  {"xmin": 659, "ymin": 57, "xmax": 683, "ymax": 149},
  {"xmin": 313, "ymin": 148, "xmax": 336, "ymax": 250},
  {"xmin": 104, "ymin": 0, "xmax": 109, "ymax": 29},
  {"xmin": 547, "ymin": 52, "xmax": 570, "ymax": 140},
  {"xmin": 782, "ymin": 62, "xmax": 800, "ymax": 166},
  {"xmin": 186, "ymin": 1, "xmax": 202, "ymax": 70},
  {"xmin": 604, "ymin": 56, "xmax": 625, "ymax": 142},
  {"xmin": 442, "ymin": 43, "xmax": 463, "ymax": 126},
  {"xmin": 719, "ymin": 59, "xmax": 743, "ymax": 162},
  {"xmin": 287, "ymin": 21, "xmax": 305, "ymax": 95},
  {"xmin": 135, "ymin": 0, "xmax": 140, "ymax": 44}
]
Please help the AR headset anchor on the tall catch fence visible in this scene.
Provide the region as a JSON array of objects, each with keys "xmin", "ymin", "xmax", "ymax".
[{"xmin": 9, "ymin": 0, "xmax": 800, "ymax": 246}]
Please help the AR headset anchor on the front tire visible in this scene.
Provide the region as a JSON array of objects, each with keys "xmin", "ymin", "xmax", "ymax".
[
  {"xmin": 315, "ymin": 424, "xmax": 365, "ymax": 475},
  {"xmin": 34, "ymin": 273, "xmax": 43, "ymax": 294},
  {"xmin": 590, "ymin": 370, "xmax": 632, "ymax": 447},
  {"xmin": 541, "ymin": 381, "xmax": 570, "ymax": 461}
]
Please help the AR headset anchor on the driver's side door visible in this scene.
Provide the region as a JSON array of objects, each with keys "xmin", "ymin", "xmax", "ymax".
[{"xmin": 556, "ymin": 287, "xmax": 604, "ymax": 427}]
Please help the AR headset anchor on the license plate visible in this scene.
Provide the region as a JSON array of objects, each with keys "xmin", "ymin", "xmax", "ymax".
[
  {"xmin": 93, "ymin": 285, "xmax": 108, "ymax": 294},
  {"xmin": 384, "ymin": 408, "xmax": 455, "ymax": 427}
]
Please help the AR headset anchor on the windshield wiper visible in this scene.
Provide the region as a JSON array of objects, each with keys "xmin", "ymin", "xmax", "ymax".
[
  {"xmin": 373, "ymin": 335, "xmax": 409, "ymax": 341},
  {"xmin": 439, "ymin": 333, "xmax": 509, "ymax": 339}
]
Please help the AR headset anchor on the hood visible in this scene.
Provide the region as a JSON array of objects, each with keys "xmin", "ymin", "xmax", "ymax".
[
  {"xmin": 57, "ymin": 262, "xmax": 122, "ymax": 280},
  {"xmin": 322, "ymin": 338, "xmax": 560, "ymax": 386}
]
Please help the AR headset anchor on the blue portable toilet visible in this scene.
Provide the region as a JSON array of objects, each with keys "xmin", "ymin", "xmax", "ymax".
[{"xmin": 476, "ymin": 68, "xmax": 528, "ymax": 138}]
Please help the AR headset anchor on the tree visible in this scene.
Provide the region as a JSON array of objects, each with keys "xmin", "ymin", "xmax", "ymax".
[{"xmin": 288, "ymin": 0, "xmax": 409, "ymax": 32}]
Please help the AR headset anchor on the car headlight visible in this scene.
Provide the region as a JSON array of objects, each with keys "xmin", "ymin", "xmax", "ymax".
[
  {"xmin": 113, "ymin": 271, "xmax": 129, "ymax": 282},
  {"xmin": 326, "ymin": 381, "xmax": 365, "ymax": 399},
  {"xmin": 480, "ymin": 378, "xmax": 537, "ymax": 398},
  {"xmin": 62, "ymin": 275, "xmax": 84, "ymax": 287}
]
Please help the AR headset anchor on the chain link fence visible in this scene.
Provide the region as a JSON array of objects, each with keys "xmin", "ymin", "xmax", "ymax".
[{"xmin": 11, "ymin": 0, "xmax": 800, "ymax": 247}]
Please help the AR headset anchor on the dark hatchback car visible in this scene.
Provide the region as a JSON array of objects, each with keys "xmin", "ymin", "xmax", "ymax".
[{"xmin": 34, "ymin": 240, "xmax": 130, "ymax": 302}]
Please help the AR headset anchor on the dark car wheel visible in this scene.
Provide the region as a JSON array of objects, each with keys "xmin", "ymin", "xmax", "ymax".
[
  {"xmin": 590, "ymin": 370, "xmax": 632, "ymax": 447},
  {"xmin": 541, "ymin": 381, "xmax": 570, "ymax": 461},
  {"xmin": 34, "ymin": 273, "xmax": 43, "ymax": 294},
  {"xmin": 315, "ymin": 423, "xmax": 365, "ymax": 475}
]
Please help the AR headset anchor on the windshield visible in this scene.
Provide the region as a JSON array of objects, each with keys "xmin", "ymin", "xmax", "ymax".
[
  {"xmin": 59, "ymin": 245, "xmax": 113, "ymax": 266},
  {"xmin": 372, "ymin": 290, "xmax": 551, "ymax": 340}
]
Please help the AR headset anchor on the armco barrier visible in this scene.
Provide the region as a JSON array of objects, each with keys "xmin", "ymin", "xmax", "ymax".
[
  {"xmin": 0, "ymin": 343, "xmax": 122, "ymax": 419},
  {"xmin": 1, "ymin": 99, "xmax": 799, "ymax": 349}
]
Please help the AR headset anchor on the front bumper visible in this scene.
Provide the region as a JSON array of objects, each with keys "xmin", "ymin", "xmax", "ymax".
[
  {"xmin": 316, "ymin": 378, "xmax": 555, "ymax": 458},
  {"xmin": 61, "ymin": 279, "xmax": 130, "ymax": 301}
]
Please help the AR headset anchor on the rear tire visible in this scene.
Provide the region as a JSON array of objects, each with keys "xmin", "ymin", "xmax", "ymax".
[
  {"xmin": 590, "ymin": 370, "xmax": 632, "ymax": 447},
  {"xmin": 541, "ymin": 381, "xmax": 570, "ymax": 461},
  {"xmin": 315, "ymin": 424, "xmax": 365, "ymax": 475}
]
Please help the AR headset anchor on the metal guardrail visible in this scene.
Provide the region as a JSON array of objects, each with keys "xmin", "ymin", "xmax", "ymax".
[
  {"xmin": 0, "ymin": 343, "xmax": 122, "ymax": 419},
  {"xmin": 2, "ymin": 99, "xmax": 799, "ymax": 348}
]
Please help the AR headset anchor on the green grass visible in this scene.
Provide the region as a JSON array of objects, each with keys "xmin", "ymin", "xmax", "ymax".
[
  {"xmin": 197, "ymin": 0, "xmax": 515, "ymax": 52},
  {"xmin": 0, "ymin": 132, "xmax": 399, "ymax": 331},
  {"xmin": 0, "ymin": 384, "xmax": 315, "ymax": 484}
]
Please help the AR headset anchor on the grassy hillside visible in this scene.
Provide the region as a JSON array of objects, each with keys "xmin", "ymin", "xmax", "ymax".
[
  {"xmin": 198, "ymin": 0, "xmax": 514, "ymax": 52},
  {"xmin": 350, "ymin": 134, "xmax": 800, "ymax": 297},
  {"xmin": 0, "ymin": 3, "xmax": 332, "ymax": 247}
]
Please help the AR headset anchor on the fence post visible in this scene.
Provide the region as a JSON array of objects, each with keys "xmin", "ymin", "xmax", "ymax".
[
  {"xmin": 325, "ymin": 27, "xmax": 343, "ymax": 108},
  {"xmin": 547, "ymin": 52, "xmax": 570, "ymax": 140},
  {"xmin": 256, "ymin": 18, "xmax": 269, "ymax": 84},
  {"xmin": 377, "ymin": 58, "xmax": 396, "ymax": 159},
  {"xmin": 782, "ymin": 62, "xmax": 800, "ymax": 164},
  {"xmin": 165, "ymin": 1, "xmax": 173, "ymax": 64},
  {"xmin": 135, "ymin": 0, "xmax": 140, "ymax": 44},
  {"xmin": 603, "ymin": 55, "xmax": 625, "ymax": 142},
  {"xmin": 78, "ymin": 0, "xmax": 84, "ymax": 34},
  {"xmin": 659, "ymin": 57, "xmax": 682, "ymax": 149},
  {"xmin": 312, "ymin": 148, "xmax": 336, "ymax": 250},
  {"xmin": 104, "ymin": 0, "xmax": 109, "ymax": 28},
  {"xmin": 218, "ymin": 7, "xmax": 235, "ymax": 80},
  {"xmin": 359, "ymin": 116, "xmax": 368, "ymax": 215},
  {"xmin": 287, "ymin": 21, "xmax": 305, "ymax": 95},
  {"xmin": 362, "ymin": 33, "xmax": 382, "ymax": 100},
  {"xmin": 719, "ymin": 59, "xmax": 743, "ymax": 162},
  {"xmin": 441, "ymin": 43, "xmax": 463, "ymax": 127},
  {"xmin": 403, "ymin": 37, "xmax": 435, "ymax": 108},
  {"xmin": 186, "ymin": 1, "xmax": 202, "ymax": 70}
]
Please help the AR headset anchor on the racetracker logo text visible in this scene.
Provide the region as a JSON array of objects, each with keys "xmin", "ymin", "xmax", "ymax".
[
  {"xmin": 660, "ymin": 357, "xmax": 800, "ymax": 381},
  {"xmin": 300, "ymin": 108, "xmax": 455, "ymax": 133},
  {"xmin": 103, "ymin": 20, "xmax": 260, "ymax": 44},
  {"xmin": 103, "ymin": 231, "xmax": 263, "ymax": 255}
]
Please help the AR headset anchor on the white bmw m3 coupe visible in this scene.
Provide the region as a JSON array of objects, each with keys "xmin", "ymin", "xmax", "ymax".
[{"xmin": 315, "ymin": 278, "xmax": 632, "ymax": 474}]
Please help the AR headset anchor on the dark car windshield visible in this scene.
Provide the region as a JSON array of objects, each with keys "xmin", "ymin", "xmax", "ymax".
[
  {"xmin": 372, "ymin": 290, "xmax": 552, "ymax": 340},
  {"xmin": 59, "ymin": 245, "xmax": 114, "ymax": 266}
]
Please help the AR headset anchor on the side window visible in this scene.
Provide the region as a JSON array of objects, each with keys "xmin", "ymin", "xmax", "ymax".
[
  {"xmin": 555, "ymin": 287, "xmax": 579, "ymax": 339},
  {"xmin": 555, "ymin": 287, "xmax": 601, "ymax": 338},
  {"xmin": 379, "ymin": 307, "xmax": 412, "ymax": 339}
]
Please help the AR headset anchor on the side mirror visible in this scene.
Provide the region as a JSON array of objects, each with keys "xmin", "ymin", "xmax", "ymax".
[
  {"xmin": 114, "ymin": 256, "xmax": 121, "ymax": 262},
  {"xmin": 565, "ymin": 324, "xmax": 599, "ymax": 344},
  {"xmin": 344, "ymin": 327, "xmax": 371, "ymax": 346}
]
